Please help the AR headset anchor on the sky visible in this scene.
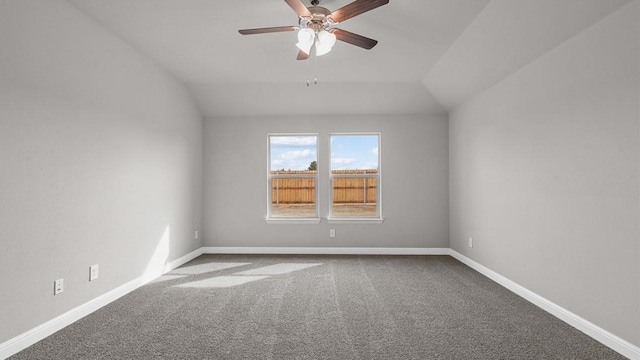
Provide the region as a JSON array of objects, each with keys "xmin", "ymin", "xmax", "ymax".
[{"xmin": 270, "ymin": 135, "xmax": 379, "ymax": 171}]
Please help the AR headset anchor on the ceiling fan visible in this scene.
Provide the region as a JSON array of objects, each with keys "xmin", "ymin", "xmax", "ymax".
[{"xmin": 239, "ymin": 0, "xmax": 389, "ymax": 60}]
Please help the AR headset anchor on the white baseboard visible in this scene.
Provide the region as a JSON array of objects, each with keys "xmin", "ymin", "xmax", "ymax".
[
  {"xmin": 448, "ymin": 250, "xmax": 640, "ymax": 360},
  {"xmin": 0, "ymin": 247, "xmax": 203, "ymax": 360},
  {"xmin": 202, "ymin": 246, "xmax": 450, "ymax": 255}
]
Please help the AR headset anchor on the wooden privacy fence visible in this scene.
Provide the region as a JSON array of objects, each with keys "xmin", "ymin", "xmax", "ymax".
[
  {"xmin": 270, "ymin": 170, "xmax": 378, "ymax": 204},
  {"xmin": 271, "ymin": 177, "xmax": 316, "ymax": 204}
]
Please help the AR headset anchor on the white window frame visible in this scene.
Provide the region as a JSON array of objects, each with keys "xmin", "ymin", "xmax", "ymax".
[
  {"xmin": 266, "ymin": 133, "xmax": 321, "ymax": 224},
  {"xmin": 328, "ymin": 133, "xmax": 383, "ymax": 224}
]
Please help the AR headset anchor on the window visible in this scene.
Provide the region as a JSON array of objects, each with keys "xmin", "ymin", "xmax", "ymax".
[
  {"xmin": 267, "ymin": 134, "xmax": 319, "ymax": 222},
  {"xmin": 329, "ymin": 134, "xmax": 381, "ymax": 220}
]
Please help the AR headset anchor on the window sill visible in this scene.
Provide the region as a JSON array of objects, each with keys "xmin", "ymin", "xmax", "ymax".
[
  {"xmin": 326, "ymin": 218, "xmax": 384, "ymax": 224},
  {"xmin": 265, "ymin": 218, "xmax": 322, "ymax": 225}
]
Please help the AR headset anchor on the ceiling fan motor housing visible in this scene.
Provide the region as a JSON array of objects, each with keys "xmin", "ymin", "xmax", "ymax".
[{"xmin": 300, "ymin": 6, "xmax": 334, "ymax": 31}]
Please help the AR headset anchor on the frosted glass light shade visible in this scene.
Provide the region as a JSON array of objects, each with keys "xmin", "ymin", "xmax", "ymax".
[
  {"xmin": 296, "ymin": 41, "xmax": 313, "ymax": 54},
  {"xmin": 296, "ymin": 28, "xmax": 315, "ymax": 54},
  {"xmin": 315, "ymin": 30, "xmax": 336, "ymax": 56},
  {"xmin": 315, "ymin": 43, "xmax": 331, "ymax": 56},
  {"xmin": 318, "ymin": 30, "xmax": 336, "ymax": 48}
]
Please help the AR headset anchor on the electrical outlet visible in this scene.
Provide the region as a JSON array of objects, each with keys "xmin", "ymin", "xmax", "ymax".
[
  {"xmin": 54, "ymin": 278, "xmax": 64, "ymax": 295},
  {"xmin": 195, "ymin": 230, "xmax": 199, "ymax": 240},
  {"xmin": 330, "ymin": 229, "xmax": 336, "ymax": 238},
  {"xmin": 90, "ymin": 264, "xmax": 99, "ymax": 281},
  {"xmin": 468, "ymin": 237, "xmax": 473, "ymax": 248}
]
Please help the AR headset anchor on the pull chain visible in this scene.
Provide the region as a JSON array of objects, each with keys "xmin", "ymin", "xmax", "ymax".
[
  {"xmin": 306, "ymin": 39, "xmax": 319, "ymax": 87},
  {"xmin": 306, "ymin": 45, "xmax": 312, "ymax": 86},
  {"xmin": 314, "ymin": 45, "xmax": 318, "ymax": 85}
]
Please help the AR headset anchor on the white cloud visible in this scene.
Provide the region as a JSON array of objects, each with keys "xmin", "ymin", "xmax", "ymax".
[
  {"xmin": 331, "ymin": 158, "xmax": 358, "ymax": 170},
  {"xmin": 271, "ymin": 136, "xmax": 316, "ymax": 146},
  {"xmin": 371, "ymin": 147, "xmax": 378, "ymax": 155},
  {"xmin": 332, "ymin": 157, "xmax": 356, "ymax": 165},
  {"xmin": 280, "ymin": 149, "xmax": 314, "ymax": 160}
]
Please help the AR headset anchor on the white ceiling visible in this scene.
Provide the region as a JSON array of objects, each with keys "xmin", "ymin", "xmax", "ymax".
[{"xmin": 68, "ymin": 0, "xmax": 632, "ymax": 117}]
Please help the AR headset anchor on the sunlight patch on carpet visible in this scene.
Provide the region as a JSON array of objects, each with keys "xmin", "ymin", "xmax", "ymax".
[
  {"xmin": 170, "ymin": 262, "xmax": 250, "ymax": 275},
  {"xmin": 176, "ymin": 276, "xmax": 269, "ymax": 288},
  {"xmin": 149, "ymin": 275, "xmax": 188, "ymax": 283},
  {"xmin": 234, "ymin": 263, "xmax": 323, "ymax": 276}
]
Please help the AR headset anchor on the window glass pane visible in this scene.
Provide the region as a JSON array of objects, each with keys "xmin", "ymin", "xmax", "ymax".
[
  {"xmin": 269, "ymin": 135, "xmax": 318, "ymax": 218},
  {"xmin": 330, "ymin": 135, "xmax": 378, "ymax": 171},
  {"xmin": 332, "ymin": 176, "xmax": 377, "ymax": 217},
  {"xmin": 270, "ymin": 135, "xmax": 317, "ymax": 172},
  {"xmin": 271, "ymin": 178, "xmax": 316, "ymax": 217},
  {"xmin": 330, "ymin": 134, "xmax": 380, "ymax": 218}
]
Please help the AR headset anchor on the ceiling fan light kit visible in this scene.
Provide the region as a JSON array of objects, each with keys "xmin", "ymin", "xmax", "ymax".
[
  {"xmin": 313, "ymin": 30, "xmax": 337, "ymax": 56},
  {"xmin": 239, "ymin": 0, "xmax": 389, "ymax": 60}
]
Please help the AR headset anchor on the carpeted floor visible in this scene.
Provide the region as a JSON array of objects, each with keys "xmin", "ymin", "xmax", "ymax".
[{"xmin": 11, "ymin": 255, "xmax": 626, "ymax": 359}]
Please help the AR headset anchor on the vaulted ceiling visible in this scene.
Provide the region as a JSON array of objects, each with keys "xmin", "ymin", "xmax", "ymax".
[{"xmin": 68, "ymin": 0, "xmax": 632, "ymax": 117}]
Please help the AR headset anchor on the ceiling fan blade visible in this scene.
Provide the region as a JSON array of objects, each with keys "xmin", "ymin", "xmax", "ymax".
[
  {"xmin": 296, "ymin": 50, "xmax": 310, "ymax": 60},
  {"xmin": 332, "ymin": 28, "xmax": 378, "ymax": 50},
  {"xmin": 238, "ymin": 26, "xmax": 297, "ymax": 35},
  {"xmin": 284, "ymin": 0, "xmax": 312, "ymax": 17},
  {"xmin": 330, "ymin": 0, "xmax": 389, "ymax": 23}
]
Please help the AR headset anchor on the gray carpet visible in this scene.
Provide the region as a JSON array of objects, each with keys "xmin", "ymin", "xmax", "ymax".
[{"xmin": 11, "ymin": 255, "xmax": 626, "ymax": 359}]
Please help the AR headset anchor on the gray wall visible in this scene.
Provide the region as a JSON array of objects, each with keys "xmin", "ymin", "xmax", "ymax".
[
  {"xmin": 449, "ymin": 2, "xmax": 639, "ymax": 347},
  {"xmin": 0, "ymin": 0, "xmax": 203, "ymax": 343},
  {"xmin": 204, "ymin": 114, "xmax": 448, "ymax": 249}
]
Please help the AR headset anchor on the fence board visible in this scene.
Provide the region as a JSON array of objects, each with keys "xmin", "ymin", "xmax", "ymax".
[
  {"xmin": 271, "ymin": 178, "xmax": 316, "ymax": 204},
  {"xmin": 270, "ymin": 170, "xmax": 378, "ymax": 204}
]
